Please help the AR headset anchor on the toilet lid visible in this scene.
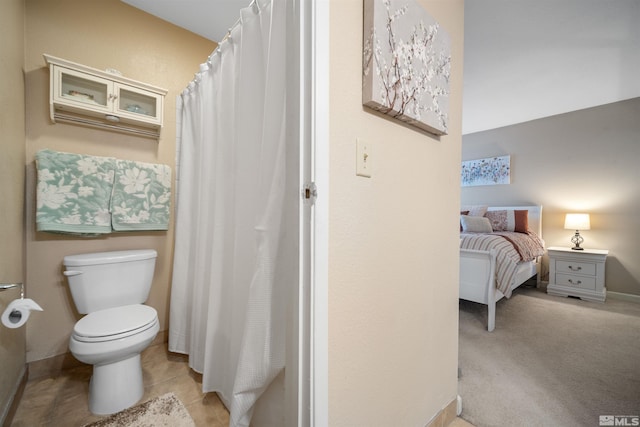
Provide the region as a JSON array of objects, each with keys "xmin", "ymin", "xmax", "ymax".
[{"xmin": 73, "ymin": 304, "xmax": 158, "ymax": 342}]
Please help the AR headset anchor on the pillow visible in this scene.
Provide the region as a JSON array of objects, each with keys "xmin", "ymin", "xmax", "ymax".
[
  {"xmin": 484, "ymin": 209, "xmax": 529, "ymax": 233},
  {"xmin": 460, "ymin": 215, "xmax": 493, "ymax": 233},
  {"xmin": 461, "ymin": 204, "xmax": 488, "ymax": 217},
  {"xmin": 460, "ymin": 210, "xmax": 469, "ymax": 231}
]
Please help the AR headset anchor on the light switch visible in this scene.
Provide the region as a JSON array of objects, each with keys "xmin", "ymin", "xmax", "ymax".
[{"xmin": 356, "ymin": 138, "xmax": 372, "ymax": 178}]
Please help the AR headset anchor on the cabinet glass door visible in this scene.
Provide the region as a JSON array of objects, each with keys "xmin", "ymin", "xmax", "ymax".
[
  {"xmin": 115, "ymin": 84, "xmax": 160, "ymax": 125},
  {"xmin": 55, "ymin": 67, "xmax": 110, "ymax": 111}
]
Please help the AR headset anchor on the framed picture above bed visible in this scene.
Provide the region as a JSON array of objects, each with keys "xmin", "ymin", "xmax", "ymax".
[
  {"xmin": 461, "ymin": 155, "xmax": 511, "ymax": 187},
  {"xmin": 362, "ymin": 0, "xmax": 451, "ymax": 135}
]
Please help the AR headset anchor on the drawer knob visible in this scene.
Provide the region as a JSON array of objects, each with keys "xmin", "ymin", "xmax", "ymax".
[
  {"xmin": 568, "ymin": 279, "xmax": 582, "ymax": 285},
  {"xmin": 568, "ymin": 265, "xmax": 582, "ymax": 271}
]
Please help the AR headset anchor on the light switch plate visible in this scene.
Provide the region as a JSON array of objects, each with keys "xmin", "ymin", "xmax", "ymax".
[{"xmin": 356, "ymin": 138, "xmax": 372, "ymax": 178}]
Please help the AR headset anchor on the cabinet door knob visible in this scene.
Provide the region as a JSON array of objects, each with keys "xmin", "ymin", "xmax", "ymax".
[
  {"xmin": 568, "ymin": 279, "xmax": 582, "ymax": 285},
  {"xmin": 568, "ymin": 265, "xmax": 582, "ymax": 271}
]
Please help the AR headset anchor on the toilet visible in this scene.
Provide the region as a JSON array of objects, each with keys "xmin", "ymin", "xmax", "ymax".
[{"xmin": 63, "ymin": 249, "xmax": 159, "ymax": 415}]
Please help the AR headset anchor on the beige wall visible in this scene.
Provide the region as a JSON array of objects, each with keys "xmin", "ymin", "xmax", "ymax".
[
  {"xmin": 328, "ymin": 1, "xmax": 464, "ymax": 425},
  {"xmin": 462, "ymin": 98, "xmax": 640, "ymax": 296},
  {"xmin": 0, "ymin": 0, "xmax": 27, "ymax": 421},
  {"xmin": 24, "ymin": 0, "xmax": 215, "ymax": 362}
]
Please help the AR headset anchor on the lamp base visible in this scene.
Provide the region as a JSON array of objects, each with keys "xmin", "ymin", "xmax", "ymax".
[{"xmin": 570, "ymin": 231, "xmax": 584, "ymax": 251}]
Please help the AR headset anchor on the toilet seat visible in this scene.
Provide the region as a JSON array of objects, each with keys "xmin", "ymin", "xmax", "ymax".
[{"xmin": 73, "ymin": 304, "xmax": 158, "ymax": 343}]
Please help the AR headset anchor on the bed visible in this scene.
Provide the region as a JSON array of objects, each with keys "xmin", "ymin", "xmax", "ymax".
[{"xmin": 459, "ymin": 205, "xmax": 544, "ymax": 331}]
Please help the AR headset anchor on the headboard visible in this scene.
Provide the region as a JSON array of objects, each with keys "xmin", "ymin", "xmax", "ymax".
[{"xmin": 486, "ymin": 205, "xmax": 543, "ymax": 238}]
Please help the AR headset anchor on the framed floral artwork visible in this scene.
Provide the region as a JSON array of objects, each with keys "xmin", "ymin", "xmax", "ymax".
[
  {"xmin": 461, "ymin": 156, "xmax": 511, "ymax": 187},
  {"xmin": 363, "ymin": 0, "xmax": 451, "ymax": 135}
]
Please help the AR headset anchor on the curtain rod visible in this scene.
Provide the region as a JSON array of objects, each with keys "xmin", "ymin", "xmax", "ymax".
[
  {"xmin": 219, "ymin": 0, "xmax": 260, "ymax": 45},
  {"xmin": 183, "ymin": 0, "xmax": 264, "ymax": 95}
]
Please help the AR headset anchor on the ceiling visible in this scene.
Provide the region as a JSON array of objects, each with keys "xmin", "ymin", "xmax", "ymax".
[
  {"xmin": 463, "ymin": 0, "xmax": 640, "ymax": 134},
  {"xmin": 121, "ymin": 0, "xmax": 252, "ymax": 42},
  {"xmin": 122, "ymin": 0, "xmax": 640, "ymax": 135}
]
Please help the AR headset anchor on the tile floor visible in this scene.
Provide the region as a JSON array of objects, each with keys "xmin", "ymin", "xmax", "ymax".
[
  {"xmin": 11, "ymin": 342, "xmax": 474, "ymax": 427},
  {"xmin": 10, "ymin": 342, "xmax": 229, "ymax": 426},
  {"xmin": 449, "ymin": 418, "xmax": 475, "ymax": 427}
]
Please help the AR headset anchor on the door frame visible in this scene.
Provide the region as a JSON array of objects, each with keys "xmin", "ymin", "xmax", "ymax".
[{"xmin": 289, "ymin": 0, "xmax": 329, "ymax": 425}]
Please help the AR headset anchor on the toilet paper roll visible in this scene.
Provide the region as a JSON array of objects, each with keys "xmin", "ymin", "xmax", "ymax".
[{"xmin": 1, "ymin": 298, "xmax": 43, "ymax": 329}]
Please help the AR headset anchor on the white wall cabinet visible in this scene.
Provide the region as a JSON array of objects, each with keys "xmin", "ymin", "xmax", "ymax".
[{"xmin": 44, "ymin": 54, "xmax": 167, "ymax": 139}]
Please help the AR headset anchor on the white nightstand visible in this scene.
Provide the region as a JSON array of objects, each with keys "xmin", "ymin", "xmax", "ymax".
[{"xmin": 547, "ymin": 246, "xmax": 608, "ymax": 302}]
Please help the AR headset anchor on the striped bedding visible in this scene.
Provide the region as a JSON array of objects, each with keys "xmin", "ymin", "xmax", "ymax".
[{"xmin": 460, "ymin": 231, "xmax": 545, "ymax": 297}]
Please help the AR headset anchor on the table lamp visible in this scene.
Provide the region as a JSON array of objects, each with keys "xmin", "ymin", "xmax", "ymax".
[{"xmin": 564, "ymin": 213, "xmax": 590, "ymax": 250}]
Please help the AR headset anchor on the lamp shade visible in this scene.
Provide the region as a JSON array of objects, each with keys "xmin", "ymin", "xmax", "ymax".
[{"xmin": 564, "ymin": 213, "xmax": 591, "ymax": 230}]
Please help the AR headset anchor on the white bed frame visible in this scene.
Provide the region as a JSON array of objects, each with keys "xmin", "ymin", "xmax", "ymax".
[{"xmin": 459, "ymin": 205, "xmax": 543, "ymax": 332}]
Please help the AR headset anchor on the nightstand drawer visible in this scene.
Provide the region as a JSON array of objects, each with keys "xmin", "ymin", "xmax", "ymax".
[
  {"xmin": 556, "ymin": 273, "xmax": 596, "ymax": 290},
  {"xmin": 556, "ymin": 260, "xmax": 596, "ymax": 276}
]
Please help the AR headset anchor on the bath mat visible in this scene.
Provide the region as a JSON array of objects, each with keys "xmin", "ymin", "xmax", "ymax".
[{"xmin": 83, "ymin": 392, "xmax": 195, "ymax": 427}]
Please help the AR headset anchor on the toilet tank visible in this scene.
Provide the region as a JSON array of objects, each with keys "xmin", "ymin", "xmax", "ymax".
[{"xmin": 63, "ymin": 249, "xmax": 157, "ymax": 314}]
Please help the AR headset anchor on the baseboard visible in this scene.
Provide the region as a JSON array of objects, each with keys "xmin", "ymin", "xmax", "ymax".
[
  {"xmin": 27, "ymin": 351, "xmax": 83, "ymax": 381},
  {"xmin": 607, "ymin": 291, "xmax": 640, "ymax": 304},
  {"xmin": 1, "ymin": 365, "xmax": 27, "ymax": 427},
  {"xmin": 425, "ymin": 396, "xmax": 458, "ymax": 427},
  {"xmin": 28, "ymin": 329, "xmax": 169, "ymax": 380}
]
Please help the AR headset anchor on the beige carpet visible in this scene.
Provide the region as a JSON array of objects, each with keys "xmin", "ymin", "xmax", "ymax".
[
  {"xmin": 83, "ymin": 392, "xmax": 195, "ymax": 427},
  {"xmin": 458, "ymin": 284, "xmax": 640, "ymax": 427}
]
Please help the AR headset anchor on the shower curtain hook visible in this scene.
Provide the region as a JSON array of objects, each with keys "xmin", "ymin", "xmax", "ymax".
[{"xmin": 207, "ymin": 49, "xmax": 220, "ymax": 67}]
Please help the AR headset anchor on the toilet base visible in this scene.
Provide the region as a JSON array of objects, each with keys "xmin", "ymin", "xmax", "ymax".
[{"xmin": 89, "ymin": 354, "xmax": 144, "ymax": 415}]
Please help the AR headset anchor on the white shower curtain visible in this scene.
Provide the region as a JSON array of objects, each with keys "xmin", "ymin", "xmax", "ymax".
[{"xmin": 169, "ymin": 1, "xmax": 291, "ymax": 425}]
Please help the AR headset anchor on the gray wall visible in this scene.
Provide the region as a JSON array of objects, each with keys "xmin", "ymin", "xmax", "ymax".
[{"xmin": 462, "ymin": 98, "xmax": 640, "ymax": 296}]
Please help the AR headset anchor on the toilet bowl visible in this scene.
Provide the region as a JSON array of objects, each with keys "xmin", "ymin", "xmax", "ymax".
[
  {"xmin": 63, "ymin": 249, "xmax": 159, "ymax": 415},
  {"xmin": 69, "ymin": 304, "xmax": 159, "ymax": 415}
]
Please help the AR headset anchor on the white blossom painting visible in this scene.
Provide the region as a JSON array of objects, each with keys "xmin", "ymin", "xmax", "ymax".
[
  {"xmin": 363, "ymin": 0, "xmax": 451, "ymax": 135},
  {"xmin": 461, "ymin": 156, "xmax": 511, "ymax": 187}
]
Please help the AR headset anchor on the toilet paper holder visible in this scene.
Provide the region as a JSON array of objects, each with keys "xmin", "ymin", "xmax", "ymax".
[
  {"xmin": 2, "ymin": 283, "xmax": 42, "ymax": 328},
  {"xmin": 0, "ymin": 283, "xmax": 24, "ymax": 299}
]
